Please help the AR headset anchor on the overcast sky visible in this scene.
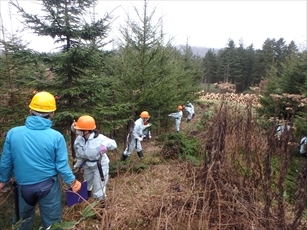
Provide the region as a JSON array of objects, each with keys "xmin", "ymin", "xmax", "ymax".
[{"xmin": 1, "ymin": 0, "xmax": 306, "ymax": 52}]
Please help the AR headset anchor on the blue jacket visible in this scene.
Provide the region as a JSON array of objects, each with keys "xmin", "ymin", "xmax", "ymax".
[{"xmin": 0, "ymin": 116, "xmax": 75, "ymax": 185}]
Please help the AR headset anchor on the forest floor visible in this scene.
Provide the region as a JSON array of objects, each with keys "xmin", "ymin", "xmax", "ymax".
[
  {"xmin": 1, "ymin": 101, "xmax": 307, "ymax": 230},
  {"xmin": 0, "ymin": 109, "xmax": 200, "ymax": 230}
]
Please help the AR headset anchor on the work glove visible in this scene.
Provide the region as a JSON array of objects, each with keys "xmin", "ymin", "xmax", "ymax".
[
  {"xmin": 100, "ymin": 145, "xmax": 107, "ymax": 154},
  {"xmin": 138, "ymin": 137, "xmax": 143, "ymax": 142},
  {"xmin": 71, "ymin": 179, "xmax": 81, "ymax": 193}
]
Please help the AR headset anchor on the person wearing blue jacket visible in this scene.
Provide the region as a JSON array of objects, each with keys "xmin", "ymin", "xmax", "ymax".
[{"xmin": 0, "ymin": 91, "xmax": 81, "ymax": 230}]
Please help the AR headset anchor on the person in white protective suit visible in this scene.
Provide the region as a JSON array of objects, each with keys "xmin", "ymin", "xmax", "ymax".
[
  {"xmin": 300, "ymin": 136, "xmax": 307, "ymax": 157},
  {"xmin": 168, "ymin": 105, "xmax": 183, "ymax": 133},
  {"xmin": 276, "ymin": 123, "xmax": 291, "ymax": 141},
  {"xmin": 71, "ymin": 115, "xmax": 117, "ymax": 203},
  {"xmin": 184, "ymin": 101, "xmax": 195, "ymax": 122},
  {"xmin": 142, "ymin": 121, "xmax": 152, "ymax": 140},
  {"xmin": 121, "ymin": 111, "xmax": 151, "ymax": 161}
]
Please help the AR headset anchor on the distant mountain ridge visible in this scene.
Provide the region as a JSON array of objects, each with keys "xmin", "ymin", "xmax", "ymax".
[
  {"xmin": 190, "ymin": 46, "xmax": 210, "ymax": 57},
  {"xmin": 176, "ymin": 45, "xmax": 220, "ymax": 57}
]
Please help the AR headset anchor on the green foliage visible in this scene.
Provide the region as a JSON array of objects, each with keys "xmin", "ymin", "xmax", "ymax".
[
  {"xmin": 48, "ymin": 201, "xmax": 99, "ymax": 230},
  {"xmin": 257, "ymin": 49, "xmax": 307, "ymax": 121},
  {"xmin": 269, "ymin": 155, "xmax": 304, "ymax": 205},
  {"xmin": 159, "ymin": 132, "xmax": 199, "ymax": 164},
  {"xmin": 8, "ymin": 0, "xmax": 131, "ymax": 140},
  {"xmin": 284, "ymin": 161, "xmax": 300, "ymax": 203},
  {"xmin": 294, "ymin": 115, "xmax": 307, "ymax": 138},
  {"xmin": 112, "ymin": 1, "xmax": 201, "ymax": 133},
  {"xmin": 0, "ymin": 34, "xmax": 46, "ymax": 146},
  {"xmin": 109, "ymin": 159, "xmax": 149, "ymax": 178},
  {"xmin": 202, "ymin": 49, "xmax": 218, "ymax": 90}
]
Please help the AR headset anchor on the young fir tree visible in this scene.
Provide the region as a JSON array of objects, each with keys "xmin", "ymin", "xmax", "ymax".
[
  {"xmin": 177, "ymin": 42, "xmax": 204, "ymax": 91},
  {"xmin": 112, "ymin": 0, "xmax": 201, "ymax": 133},
  {"xmin": 11, "ymin": 0, "xmax": 131, "ymax": 157},
  {"xmin": 0, "ymin": 26, "xmax": 47, "ymax": 146},
  {"xmin": 9, "ymin": 0, "xmax": 126, "ymax": 146}
]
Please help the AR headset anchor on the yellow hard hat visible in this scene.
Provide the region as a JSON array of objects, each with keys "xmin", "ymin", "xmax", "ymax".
[
  {"xmin": 29, "ymin": 91, "xmax": 56, "ymax": 112},
  {"xmin": 74, "ymin": 115, "xmax": 96, "ymax": 130}
]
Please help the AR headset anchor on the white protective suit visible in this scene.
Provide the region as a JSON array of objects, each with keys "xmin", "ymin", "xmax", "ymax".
[
  {"xmin": 168, "ymin": 110, "xmax": 183, "ymax": 132},
  {"xmin": 73, "ymin": 132, "xmax": 117, "ymax": 200},
  {"xmin": 123, "ymin": 117, "xmax": 145, "ymax": 157},
  {"xmin": 300, "ymin": 136, "xmax": 307, "ymax": 155},
  {"xmin": 142, "ymin": 122, "xmax": 152, "ymax": 139},
  {"xmin": 185, "ymin": 102, "xmax": 194, "ymax": 121},
  {"xmin": 276, "ymin": 125, "xmax": 290, "ymax": 141}
]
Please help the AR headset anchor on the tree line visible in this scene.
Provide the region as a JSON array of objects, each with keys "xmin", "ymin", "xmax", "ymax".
[{"xmin": 203, "ymin": 38, "xmax": 302, "ymax": 93}]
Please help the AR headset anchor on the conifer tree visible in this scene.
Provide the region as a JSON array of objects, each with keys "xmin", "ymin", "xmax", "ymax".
[
  {"xmin": 112, "ymin": 0, "xmax": 200, "ymax": 133},
  {"xmin": 9, "ymin": 0, "xmax": 123, "ymax": 137},
  {"xmin": 202, "ymin": 49, "xmax": 218, "ymax": 91},
  {"xmin": 0, "ymin": 29, "xmax": 46, "ymax": 145}
]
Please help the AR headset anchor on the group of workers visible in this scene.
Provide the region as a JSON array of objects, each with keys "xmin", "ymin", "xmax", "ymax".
[
  {"xmin": 0, "ymin": 90, "xmax": 195, "ymax": 229},
  {"xmin": 168, "ymin": 101, "xmax": 195, "ymax": 133},
  {"xmin": 275, "ymin": 120, "xmax": 307, "ymax": 157}
]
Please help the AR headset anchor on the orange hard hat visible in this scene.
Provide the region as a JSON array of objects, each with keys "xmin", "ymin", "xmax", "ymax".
[
  {"xmin": 178, "ymin": 105, "xmax": 183, "ymax": 110},
  {"xmin": 74, "ymin": 115, "xmax": 96, "ymax": 130},
  {"xmin": 140, "ymin": 111, "xmax": 150, "ymax": 118}
]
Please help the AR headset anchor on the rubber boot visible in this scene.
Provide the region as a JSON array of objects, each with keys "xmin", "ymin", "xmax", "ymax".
[
  {"xmin": 137, "ymin": 151, "xmax": 144, "ymax": 159},
  {"xmin": 121, "ymin": 153, "xmax": 128, "ymax": 161},
  {"xmin": 87, "ymin": 190, "xmax": 92, "ymax": 199}
]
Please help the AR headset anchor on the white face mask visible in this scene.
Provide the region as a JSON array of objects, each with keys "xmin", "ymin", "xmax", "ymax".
[{"xmin": 76, "ymin": 130, "xmax": 83, "ymax": 136}]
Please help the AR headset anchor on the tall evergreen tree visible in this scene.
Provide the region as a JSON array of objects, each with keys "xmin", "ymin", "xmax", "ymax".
[
  {"xmin": 0, "ymin": 29, "xmax": 46, "ymax": 145},
  {"xmin": 235, "ymin": 41, "xmax": 256, "ymax": 92},
  {"xmin": 9, "ymin": 0, "xmax": 124, "ymax": 158},
  {"xmin": 202, "ymin": 49, "xmax": 218, "ymax": 91},
  {"xmin": 111, "ymin": 0, "xmax": 199, "ymax": 133},
  {"xmin": 216, "ymin": 39, "xmax": 240, "ymax": 87}
]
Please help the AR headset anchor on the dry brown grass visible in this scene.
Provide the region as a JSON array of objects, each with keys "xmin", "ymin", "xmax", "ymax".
[{"xmin": 2, "ymin": 98, "xmax": 307, "ymax": 230}]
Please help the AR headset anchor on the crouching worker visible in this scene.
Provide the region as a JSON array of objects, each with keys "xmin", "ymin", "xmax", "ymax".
[
  {"xmin": 72, "ymin": 115, "xmax": 117, "ymax": 203},
  {"xmin": 0, "ymin": 91, "xmax": 81, "ymax": 230},
  {"xmin": 121, "ymin": 111, "xmax": 151, "ymax": 161}
]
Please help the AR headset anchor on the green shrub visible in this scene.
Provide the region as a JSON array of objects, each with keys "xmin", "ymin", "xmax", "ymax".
[{"xmin": 159, "ymin": 132, "xmax": 200, "ymax": 164}]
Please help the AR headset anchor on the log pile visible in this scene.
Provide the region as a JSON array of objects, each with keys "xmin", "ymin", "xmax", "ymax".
[{"xmin": 199, "ymin": 92, "xmax": 261, "ymax": 107}]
